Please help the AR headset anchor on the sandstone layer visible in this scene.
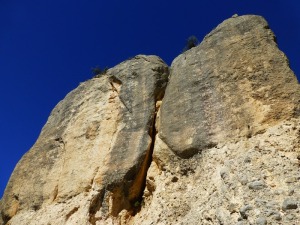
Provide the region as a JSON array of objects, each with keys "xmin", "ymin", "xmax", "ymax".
[{"xmin": 2, "ymin": 15, "xmax": 300, "ymax": 225}]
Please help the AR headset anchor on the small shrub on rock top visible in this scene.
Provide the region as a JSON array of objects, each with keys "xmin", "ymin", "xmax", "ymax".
[
  {"xmin": 92, "ymin": 66, "xmax": 108, "ymax": 78},
  {"xmin": 182, "ymin": 35, "xmax": 199, "ymax": 52}
]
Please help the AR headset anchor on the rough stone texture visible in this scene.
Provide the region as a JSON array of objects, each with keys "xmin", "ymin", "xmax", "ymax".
[
  {"xmin": 132, "ymin": 118, "xmax": 300, "ymax": 225},
  {"xmin": 131, "ymin": 15, "xmax": 300, "ymax": 225},
  {"xmin": 256, "ymin": 217, "xmax": 267, "ymax": 225},
  {"xmin": 2, "ymin": 15, "xmax": 300, "ymax": 225},
  {"xmin": 160, "ymin": 15, "xmax": 300, "ymax": 158},
  {"xmin": 1, "ymin": 55, "xmax": 168, "ymax": 225},
  {"xmin": 282, "ymin": 199, "xmax": 298, "ymax": 211}
]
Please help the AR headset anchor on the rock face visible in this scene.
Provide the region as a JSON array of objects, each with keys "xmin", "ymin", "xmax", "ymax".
[
  {"xmin": 1, "ymin": 55, "xmax": 168, "ymax": 224},
  {"xmin": 160, "ymin": 15, "xmax": 300, "ymax": 158},
  {"xmin": 134, "ymin": 119, "xmax": 300, "ymax": 224},
  {"xmin": 2, "ymin": 15, "xmax": 300, "ymax": 225}
]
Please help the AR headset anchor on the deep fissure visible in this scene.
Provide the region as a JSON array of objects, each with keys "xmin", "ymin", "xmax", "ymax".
[
  {"xmin": 87, "ymin": 100, "xmax": 164, "ymax": 221},
  {"xmin": 131, "ymin": 107, "xmax": 158, "ymax": 215},
  {"xmin": 127, "ymin": 67, "xmax": 169, "ymax": 215}
]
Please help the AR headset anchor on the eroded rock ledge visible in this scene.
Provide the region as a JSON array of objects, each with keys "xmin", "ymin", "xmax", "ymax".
[{"xmin": 2, "ymin": 15, "xmax": 300, "ymax": 225}]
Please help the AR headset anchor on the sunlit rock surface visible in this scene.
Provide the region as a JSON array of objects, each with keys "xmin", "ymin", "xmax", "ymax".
[
  {"xmin": 1, "ymin": 55, "xmax": 168, "ymax": 225},
  {"xmin": 2, "ymin": 15, "xmax": 300, "ymax": 225},
  {"xmin": 160, "ymin": 15, "xmax": 300, "ymax": 158}
]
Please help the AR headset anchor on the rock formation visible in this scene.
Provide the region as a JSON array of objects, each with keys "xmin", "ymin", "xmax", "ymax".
[
  {"xmin": 2, "ymin": 15, "xmax": 300, "ymax": 225},
  {"xmin": 1, "ymin": 55, "xmax": 169, "ymax": 224},
  {"xmin": 160, "ymin": 15, "xmax": 300, "ymax": 158}
]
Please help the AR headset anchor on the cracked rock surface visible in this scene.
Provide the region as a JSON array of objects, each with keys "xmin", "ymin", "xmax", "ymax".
[
  {"xmin": 134, "ymin": 118, "xmax": 300, "ymax": 224},
  {"xmin": 1, "ymin": 55, "xmax": 168, "ymax": 225},
  {"xmin": 160, "ymin": 15, "xmax": 300, "ymax": 158},
  {"xmin": 132, "ymin": 15, "xmax": 300, "ymax": 225},
  {"xmin": 2, "ymin": 15, "xmax": 300, "ymax": 225}
]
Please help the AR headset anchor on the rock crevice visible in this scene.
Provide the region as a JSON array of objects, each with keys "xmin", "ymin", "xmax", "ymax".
[
  {"xmin": 2, "ymin": 15, "xmax": 300, "ymax": 225},
  {"xmin": 0, "ymin": 55, "xmax": 169, "ymax": 225}
]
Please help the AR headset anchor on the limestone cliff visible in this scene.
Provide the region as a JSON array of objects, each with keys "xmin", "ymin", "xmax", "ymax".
[
  {"xmin": 2, "ymin": 15, "xmax": 300, "ymax": 225},
  {"xmin": 160, "ymin": 15, "xmax": 300, "ymax": 158},
  {"xmin": 1, "ymin": 55, "xmax": 169, "ymax": 224}
]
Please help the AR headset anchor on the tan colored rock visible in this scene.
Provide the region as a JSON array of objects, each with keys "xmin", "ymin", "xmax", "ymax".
[
  {"xmin": 1, "ymin": 55, "xmax": 168, "ymax": 225},
  {"xmin": 131, "ymin": 15, "xmax": 300, "ymax": 225},
  {"xmin": 131, "ymin": 118, "xmax": 300, "ymax": 225},
  {"xmin": 160, "ymin": 15, "xmax": 300, "ymax": 158},
  {"xmin": 2, "ymin": 15, "xmax": 300, "ymax": 225}
]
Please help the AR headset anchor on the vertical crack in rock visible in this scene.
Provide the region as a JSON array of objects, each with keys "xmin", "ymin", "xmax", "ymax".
[
  {"xmin": 65, "ymin": 206, "xmax": 79, "ymax": 221},
  {"xmin": 88, "ymin": 190, "xmax": 105, "ymax": 225},
  {"xmin": 123, "ymin": 65, "xmax": 168, "ymax": 216},
  {"xmin": 129, "ymin": 109, "xmax": 158, "ymax": 215},
  {"xmin": 52, "ymin": 137, "xmax": 65, "ymax": 202},
  {"xmin": 106, "ymin": 99, "xmax": 164, "ymax": 218},
  {"xmin": 103, "ymin": 102, "xmax": 161, "ymax": 219},
  {"xmin": 97, "ymin": 61, "xmax": 169, "ymax": 218},
  {"xmin": 99, "ymin": 63, "xmax": 169, "ymax": 219},
  {"xmin": 126, "ymin": 71, "xmax": 167, "ymax": 216}
]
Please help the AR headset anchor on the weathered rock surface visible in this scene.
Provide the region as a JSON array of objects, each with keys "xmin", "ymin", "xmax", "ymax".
[
  {"xmin": 1, "ymin": 55, "xmax": 168, "ymax": 224},
  {"xmin": 133, "ymin": 118, "xmax": 300, "ymax": 225},
  {"xmin": 133, "ymin": 15, "xmax": 300, "ymax": 225},
  {"xmin": 2, "ymin": 15, "xmax": 300, "ymax": 225},
  {"xmin": 160, "ymin": 15, "xmax": 300, "ymax": 158}
]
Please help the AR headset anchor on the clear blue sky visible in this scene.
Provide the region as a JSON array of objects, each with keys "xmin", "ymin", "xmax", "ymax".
[{"xmin": 1, "ymin": 0, "xmax": 299, "ymax": 198}]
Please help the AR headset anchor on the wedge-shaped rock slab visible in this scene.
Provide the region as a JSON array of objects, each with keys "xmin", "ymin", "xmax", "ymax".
[
  {"xmin": 160, "ymin": 15, "xmax": 300, "ymax": 158},
  {"xmin": 1, "ymin": 55, "xmax": 168, "ymax": 224}
]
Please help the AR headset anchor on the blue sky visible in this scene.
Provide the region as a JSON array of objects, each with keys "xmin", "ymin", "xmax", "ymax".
[{"xmin": 1, "ymin": 0, "xmax": 299, "ymax": 197}]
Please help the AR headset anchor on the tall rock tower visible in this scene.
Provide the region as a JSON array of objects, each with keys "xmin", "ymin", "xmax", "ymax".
[{"xmin": 1, "ymin": 15, "xmax": 300, "ymax": 225}]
